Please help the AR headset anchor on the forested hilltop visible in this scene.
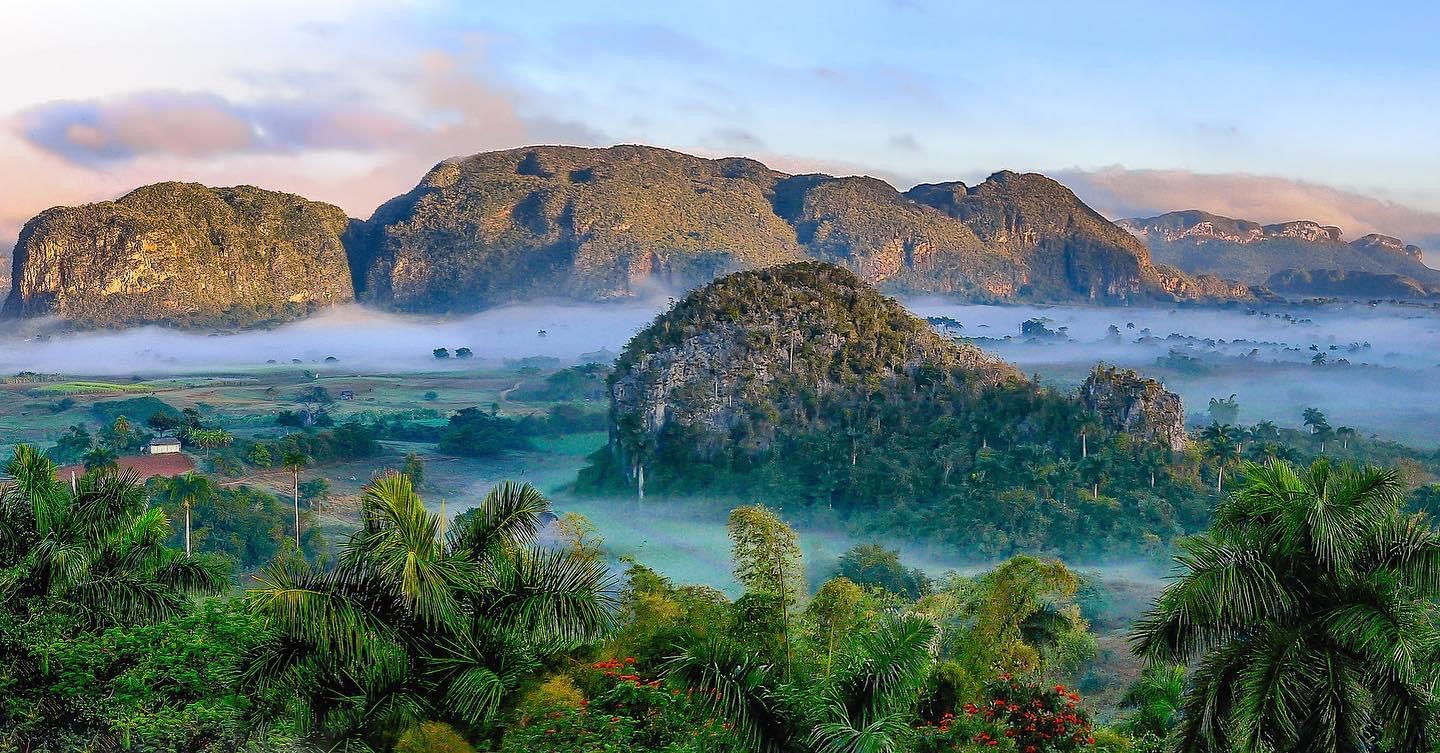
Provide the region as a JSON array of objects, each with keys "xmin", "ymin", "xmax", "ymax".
[{"xmin": 581, "ymin": 262, "xmax": 1212, "ymax": 558}]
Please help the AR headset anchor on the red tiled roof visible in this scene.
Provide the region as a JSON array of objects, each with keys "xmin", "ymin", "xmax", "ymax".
[{"xmin": 55, "ymin": 453, "xmax": 197, "ymax": 481}]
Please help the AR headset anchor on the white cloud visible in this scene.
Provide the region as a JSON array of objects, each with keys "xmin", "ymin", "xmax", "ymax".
[{"xmin": 1057, "ymin": 166, "xmax": 1440, "ymax": 249}]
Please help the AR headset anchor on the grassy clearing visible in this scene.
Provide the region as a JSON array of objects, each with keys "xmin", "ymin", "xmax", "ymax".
[
  {"xmin": 28, "ymin": 381, "xmax": 155, "ymax": 395},
  {"xmin": 529, "ymin": 432, "xmax": 607, "ymax": 455}
]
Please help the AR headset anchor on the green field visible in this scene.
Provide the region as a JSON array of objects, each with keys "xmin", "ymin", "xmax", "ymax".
[{"xmin": 26, "ymin": 380, "xmax": 156, "ymax": 395}]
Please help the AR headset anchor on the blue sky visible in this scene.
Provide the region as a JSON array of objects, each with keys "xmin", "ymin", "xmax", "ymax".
[{"xmin": 2, "ymin": 0, "xmax": 1437, "ymax": 247}]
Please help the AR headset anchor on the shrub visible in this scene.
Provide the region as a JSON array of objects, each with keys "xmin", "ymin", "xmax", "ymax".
[{"xmin": 395, "ymin": 722, "xmax": 474, "ymax": 753}]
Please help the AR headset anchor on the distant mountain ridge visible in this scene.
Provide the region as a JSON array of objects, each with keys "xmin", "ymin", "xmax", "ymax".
[
  {"xmin": 1118, "ymin": 210, "xmax": 1437, "ymax": 292},
  {"xmin": 1264, "ymin": 268, "xmax": 1440, "ymax": 301},
  {"xmin": 5, "ymin": 145, "xmax": 1259, "ymax": 329},
  {"xmin": 347, "ymin": 145, "xmax": 1244, "ymax": 314}
]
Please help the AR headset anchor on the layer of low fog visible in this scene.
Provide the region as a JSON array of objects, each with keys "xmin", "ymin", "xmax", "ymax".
[
  {"xmin": 549, "ymin": 494, "xmax": 1164, "ymax": 612},
  {"xmin": 909, "ymin": 298, "xmax": 1440, "ymax": 445},
  {"xmin": 3, "ymin": 296, "xmax": 1438, "ymax": 444},
  {"xmin": 0, "ymin": 301, "xmax": 666, "ymax": 375}
]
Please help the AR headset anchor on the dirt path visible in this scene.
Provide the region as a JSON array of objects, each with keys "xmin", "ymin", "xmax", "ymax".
[{"xmin": 497, "ymin": 380, "xmax": 523, "ymax": 403}]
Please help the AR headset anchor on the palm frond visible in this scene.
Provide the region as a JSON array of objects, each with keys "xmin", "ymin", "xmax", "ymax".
[
  {"xmin": 479, "ymin": 547, "xmax": 618, "ymax": 645},
  {"xmin": 446, "ymin": 481, "xmax": 548, "ymax": 559},
  {"xmin": 664, "ymin": 635, "xmax": 791, "ymax": 753},
  {"xmin": 830, "ymin": 613, "xmax": 938, "ymax": 724},
  {"xmin": 1131, "ymin": 534, "xmax": 1294, "ymax": 662},
  {"xmin": 809, "ymin": 712, "xmax": 916, "ymax": 753}
]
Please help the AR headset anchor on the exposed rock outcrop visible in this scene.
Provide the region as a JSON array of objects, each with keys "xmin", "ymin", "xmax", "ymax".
[
  {"xmin": 1120, "ymin": 209, "xmax": 1435, "ymax": 286},
  {"xmin": 1080, "ymin": 364, "xmax": 1187, "ymax": 452},
  {"xmin": 607, "ymin": 262, "xmax": 1022, "ymax": 462},
  {"xmin": 349, "ymin": 145, "xmax": 1239, "ymax": 312},
  {"xmin": 2, "ymin": 183, "xmax": 353, "ymax": 327}
]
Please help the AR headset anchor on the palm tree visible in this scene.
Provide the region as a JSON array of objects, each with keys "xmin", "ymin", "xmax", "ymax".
[
  {"xmin": 1118, "ymin": 663, "xmax": 1186, "ymax": 741},
  {"xmin": 188, "ymin": 427, "xmax": 232, "ymax": 458},
  {"xmin": 1247, "ymin": 441, "xmax": 1298, "ymax": 465},
  {"xmin": 82, "ymin": 445, "xmax": 119, "ymax": 472},
  {"xmin": 1249, "ymin": 420, "xmax": 1279, "ymax": 442},
  {"xmin": 0, "ymin": 445, "xmax": 227, "ymax": 626},
  {"xmin": 666, "ymin": 613, "xmax": 939, "ymax": 753},
  {"xmin": 1302, "ymin": 407, "xmax": 1328, "ymax": 435},
  {"xmin": 1131, "ymin": 459, "xmax": 1440, "ymax": 753},
  {"xmin": 245, "ymin": 475, "xmax": 615, "ymax": 750},
  {"xmin": 154, "ymin": 472, "xmax": 215, "ymax": 556},
  {"xmin": 281, "ymin": 450, "xmax": 307, "ymax": 549},
  {"xmin": 1199, "ymin": 423, "xmax": 1240, "ymax": 493},
  {"xmin": 1336, "ymin": 425, "xmax": 1356, "ymax": 450}
]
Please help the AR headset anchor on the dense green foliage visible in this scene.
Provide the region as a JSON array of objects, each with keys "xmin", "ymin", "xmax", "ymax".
[
  {"xmin": 0, "ymin": 445, "xmax": 260, "ymax": 751},
  {"xmin": 584, "ymin": 263, "xmax": 1212, "ymax": 559},
  {"xmin": 440, "ymin": 406, "xmax": 532, "ymax": 457},
  {"xmin": 148, "ymin": 476, "xmax": 323, "ymax": 571},
  {"xmin": 1133, "ymin": 459, "xmax": 1440, "ymax": 752},
  {"xmin": 5, "ymin": 428, "xmax": 1439, "ymax": 752},
  {"xmin": 244, "ymin": 475, "xmax": 616, "ymax": 750}
]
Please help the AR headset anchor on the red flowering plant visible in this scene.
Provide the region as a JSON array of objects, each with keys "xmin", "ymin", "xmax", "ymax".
[
  {"xmin": 501, "ymin": 657, "xmax": 742, "ymax": 753},
  {"xmin": 914, "ymin": 708, "xmax": 1017, "ymax": 752},
  {"xmin": 972, "ymin": 675, "xmax": 1096, "ymax": 753}
]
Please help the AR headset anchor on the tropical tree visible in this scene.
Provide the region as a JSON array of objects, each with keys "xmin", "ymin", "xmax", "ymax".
[
  {"xmin": 1206, "ymin": 394, "xmax": 1240, "ymax": 425},
  {"xmin": 82, "ymin": 445, "xmax": 119, "ymax": 472},
  {"xmin": 934, "ymin": 556, "xmax": 1096, "ymax": 703},
  {"xmin": 1336, "ymin": 425, "xmax": 1356, "ymax": 450},
  {"xmin": 1249, "ymin": 420, "xmax": 1279, "ymax": 442},
  {"xmin": 154, "ymin": 472, "xmax": 215, "ymax": 556},
  {"xmin": 1198, "ymin": 423, "xmax": 1241, "ymax": 493},
  {"xmin": 1302, "ymin": 407, "xmax": 1328, "ymax": 435},
  {"xmin": 0, "ymin": 445, "xmax": 227, "ymax": 626},
  {"xmin": 189, "ymin": 427, "xmax": 234, "ymax": 459},
  {"xmin": 402, "ymin": 452, "xmax": 425, "ymax": 488},
  {"xmin": 1117, "ymin": 663, "xmax": 1186, "ymax": 741},
  {"xmin": 1131, "ymin": 459, "xmax": 1440, "ymax": 753},
  {"xmin": 728, "ymin": 504, "xmax": 806, "ymax": 673},
  {"xmin": 281, "ymin": 450, "xmax": 307, "ymax": 549},
  {"xmin": 244, "ymin": 475, "xmax": 615, "ymax": 750},
  {"xmin": 666, "ymin": 612, "xmax": 939, "ymax": 753}
]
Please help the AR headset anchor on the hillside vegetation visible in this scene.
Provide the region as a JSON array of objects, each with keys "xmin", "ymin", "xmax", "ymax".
[
  {"xmin": 348, "ymin": 145, "xmax": 1242, "ymax": 312},
  {"xmin": 3, "ymin": 182, "xmax": 353, "ymax": 327},
  {"xmin": 581, "ymin": 262, "xmax": 1213, "ymax": 558}
]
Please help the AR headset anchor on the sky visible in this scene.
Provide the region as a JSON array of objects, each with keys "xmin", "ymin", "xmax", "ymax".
[{"xmin": 2, "ymin": 0, "xmax": 1439, "ymax": 253}]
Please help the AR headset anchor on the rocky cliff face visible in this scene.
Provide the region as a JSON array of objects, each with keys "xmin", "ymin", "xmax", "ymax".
[
  {"xmin": 1351, "ymin": 233, "xmax": 1424, "ymax": 260},
  {"xmin": 3, "ymin": 183, "xmax": 353, "ymax": 327},
  {"xmin": 607, "ymin": 262, "xmax": 1023, "ymax": 462},
  {"xmin": 1120, "ymin": 209, "xmax": 1435, "ymax": 287},
  {"xmin": 1116, "ymin": 210, "xmax": 1266, "ymax": 244},
  {"xmin": 1079, "ymin": 364, "xmax": 1187, "ymax": 452},
  {"xmin": 907, "ymin": 171, "xmax": 1177, "ymax": 301},
  {"xmin": 346, "ymin": 146, "xmax": 805, "ymax": 312},
  {"xmin": 350, "ymin": 145, "xmax": 1235, "ymax": 312}
]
